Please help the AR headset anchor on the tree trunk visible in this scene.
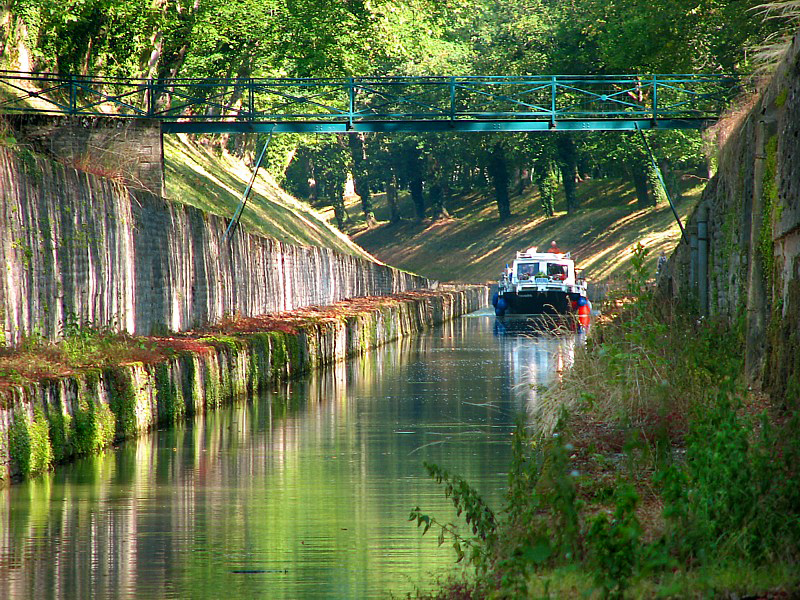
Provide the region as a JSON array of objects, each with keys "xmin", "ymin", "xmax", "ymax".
[
  {"xmin": 556, "ymin": 135, "xmax": 579, "ymax": 213},
  {"xmin": 386, "ymin": 172, "xmax": 401, "ymax": 224},
  {"xmin": 488, "ymin": 144, "xmax": 511, "ymax": 221},
  {"xmin": 647, "ymin": 163, "xmax": 666, "ymax": 205},
  {"xmin": 518, "ymin": 168, "xmax": 529, "ymax": 195},
  {"xmin": 537, "ymin": 166, "xmax": 557, "ymax": 217},
  {"xmin": 0, "ymin": 4, "xmax": 11, "ymax": 60},
  {"xmin": 630, "ymin": 165, "xmax": 651, "ymax": 208},
  {"xmin": 328, "ymin": 182, "xmax": 348, "ymax": 230},
  {"xmin": 660, "ymin": 158, "xmax": 681, "ymax": 202},
  {"xmin": 429, "ymin": 182, "xmax": 451, "ymax": 220},
  {"xmin": 347, "ymin": 133, "xmax": 377, "ymax": 226},
  {"xmin": 308, "ymin": 158, "xmax": 319, "ymax": 204},
  {"xmin": 410, "ymin": 176, "xmax": 425, "ymax": 220}
]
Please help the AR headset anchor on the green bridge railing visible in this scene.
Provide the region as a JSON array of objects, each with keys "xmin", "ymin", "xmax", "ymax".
[{"xmin": 0, "ymin": 71, "xmax": 739, "ymax": 133}]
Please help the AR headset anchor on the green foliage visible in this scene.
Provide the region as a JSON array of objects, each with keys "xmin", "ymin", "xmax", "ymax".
[
  {"xmin": 660, "ymin": 388, "xmax": 800, "ymax": 563},
  {"xmin": 9, "ymin": 406, "xmax": 53, "ymax": 478},
  {"xmin": 586, "ymin": 484, "xmax": 642, "ymax": 598},
  {"xmin": 71, "ymin": 394, "xmax": 115, "ymax": 456},
  {"xmin": 410, "ymin": 461, "xmax": 497, "ymax": 574},
  {"xmin": 108, "ymin": 367, "xmax": 141, "ymax": 438},
  {"xmin": 47, "ymin": 406, "xmax": 72, "ymax": 463},
  {"xmin": 625, "ymin": 242, "xmax": 651, "ymax": 300},
  {"xmin": 155, "ymin": 362, "xmax": 183, "ymax": 426}
]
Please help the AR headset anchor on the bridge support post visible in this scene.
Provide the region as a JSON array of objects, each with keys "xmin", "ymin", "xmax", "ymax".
[{"xmin": 5, "ymin": 115, "xmax": 164, "ymax": 197}]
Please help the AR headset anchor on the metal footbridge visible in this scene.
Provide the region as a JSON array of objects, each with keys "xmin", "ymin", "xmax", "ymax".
[{"xmin": 1, "ymin": 71, "xmax": 738, "ymax": 133}]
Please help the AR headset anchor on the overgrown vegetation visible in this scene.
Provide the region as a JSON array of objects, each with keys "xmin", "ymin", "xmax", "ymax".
[
  {"xmin": 0, "ymin": 319, "xmax": 164, "ymax": 386},
  {"xmin": 413, "ymin": 247, "xmax": 800, "ymax": 597}
]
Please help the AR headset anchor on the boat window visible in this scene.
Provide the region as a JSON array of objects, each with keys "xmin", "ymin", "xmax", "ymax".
[
  {"xmin": 547, "ymin": 263, "xmax": 568, "ymax": 280},
  {"xmin": 517, "ymin": 263, "xmax": 535, "ymax": 280}
]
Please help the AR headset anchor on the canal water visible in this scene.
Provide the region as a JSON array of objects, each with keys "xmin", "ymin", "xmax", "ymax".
[{"xmin": 0, "ymin": 313, "xmax": 578, "ymax": 599}]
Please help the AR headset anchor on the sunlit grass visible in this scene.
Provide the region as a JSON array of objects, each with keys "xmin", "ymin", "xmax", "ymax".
[
  {"xmin": 163, "ymin": 134, "xmax": 374, "ymax": 259},
  {"xmin": 349, "ymin": 177, "xmax": 703, "ymax": 284}
]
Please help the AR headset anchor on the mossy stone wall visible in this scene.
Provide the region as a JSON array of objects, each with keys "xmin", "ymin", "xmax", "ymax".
[
  {"xmin": 660, "ymin": 31, "xmax": 800, "ymax": 401},
  {"xmin": 0, "ymin": 286, "xmax": 487, "ymax": 485}
]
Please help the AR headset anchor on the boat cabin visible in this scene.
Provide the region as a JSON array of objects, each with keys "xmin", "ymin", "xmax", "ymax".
[{"xmin": 506, "ymin": 250, "xmax": 578, "ymax": 286}]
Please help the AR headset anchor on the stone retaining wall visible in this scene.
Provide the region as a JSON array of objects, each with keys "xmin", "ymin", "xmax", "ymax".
[
  {"xmin": 659, "ymin": 32, "xmax": 800, "ymax": 400},
  {"xmin": 0, "ymin": 147, "xmax": 433, "ymax": 346},
  {"xmin": 0, "ymin": 286, "xmax": 488, "ymax": 485}
]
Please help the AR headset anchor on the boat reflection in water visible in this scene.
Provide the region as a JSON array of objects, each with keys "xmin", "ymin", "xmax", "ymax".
[{"xmin": 493, "ymin": 314, "xmax": 581, "ymax": 421}]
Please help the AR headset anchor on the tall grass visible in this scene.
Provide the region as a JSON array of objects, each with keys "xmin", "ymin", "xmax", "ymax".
[{"xmin": 750, "ymin": 0, "xmax": 800, "ymax": 76}]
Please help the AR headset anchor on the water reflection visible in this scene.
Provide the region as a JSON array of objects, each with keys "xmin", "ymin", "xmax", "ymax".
[
  {"xmin": 493, "ymin": 316, "xmax": 579, "ymax": 418},
  {"xmin": 0, "ymin": 316, "xmax": 579, "ymax": 599}
]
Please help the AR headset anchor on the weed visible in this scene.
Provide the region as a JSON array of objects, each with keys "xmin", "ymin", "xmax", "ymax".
[
  {"xmin": 9, "ymin": 406, "xmax": 53, "ymax": 478},
  {"xmin": 415, "ymin": 245, "xmax": 798, "ymax": 598},
  {"xmin": 586, "ymin": 483, "xmax": 642, "ymax": 598},
  {"xmin": 410, "ymin": 461, "xmax": 497, "ymax": 574}
]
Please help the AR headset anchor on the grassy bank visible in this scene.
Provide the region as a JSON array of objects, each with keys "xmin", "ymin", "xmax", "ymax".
[
  {"xmin": 413, "ymin": 255, "xmax": 800, "ymax": 598},
  {"xmin": 163, "ymin": 134, "xmax": 375, "ymax": 259},
  {"xmin": 345, "ymin": 178, "xmax": 703, "ymax": 284}
]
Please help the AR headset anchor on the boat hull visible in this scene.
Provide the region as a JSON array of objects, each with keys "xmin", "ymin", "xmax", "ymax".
[{"xmin": 497, "ymin": 290, "xmax": 573, "ymax": 315}]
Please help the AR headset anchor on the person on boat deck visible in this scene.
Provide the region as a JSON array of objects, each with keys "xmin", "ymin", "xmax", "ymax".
[{"xmin": 549, "ymin": 241, "xmax": 562, "ymax": 253}]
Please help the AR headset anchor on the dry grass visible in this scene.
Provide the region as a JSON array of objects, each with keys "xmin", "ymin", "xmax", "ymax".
[{"xmin": 530, "ymin": 297, "xmax": 712, "ymax": 443}]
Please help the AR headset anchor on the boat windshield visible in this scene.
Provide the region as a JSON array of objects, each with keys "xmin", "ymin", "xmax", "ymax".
[
  {"xmin": 516, "ymin": 263, "xmax": 538, "ymax": 280},
  {"xmin": 547, "ymin": 263, "xmax": 568, "ymax": 280}
]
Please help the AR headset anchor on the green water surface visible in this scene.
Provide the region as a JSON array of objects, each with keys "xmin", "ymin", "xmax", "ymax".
[{"xmin": 0, "ymin": 315, "xmax": 577, "ymax": 599}]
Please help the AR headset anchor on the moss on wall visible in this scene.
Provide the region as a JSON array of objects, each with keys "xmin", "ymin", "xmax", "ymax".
[
  {"xmin": 47, "ymin": 402, "xmax": 72, "ymax": 463},
  {"xmin": 760, "ymin": 135, "xmax": 779, "ymax": 288},
  {"xmin": 71, "ymin": 385, "xmax": 115, "ymax": 457},
  {"xmin": 764, "ymin": 260, "xmax": 800, "ymax": 403},
  {"xmin": 155, "ymin": 361, "xmax": 184, "ymax": 426},
  {"xmin": 107, "ymin": 366, "xmax": 143, "ymax": 439},
  {"xmin": 10, "ymin": 406, "xmax": 53, "ymax": 478},
  {"xmin": 1, "ymin": 286, "xmax": 488, "ymax": 485}
]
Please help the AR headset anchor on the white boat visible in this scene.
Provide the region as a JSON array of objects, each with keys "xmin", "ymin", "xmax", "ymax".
[{"xmin": 493, "ymin": 247, "xmax": 589, "ymax": 317}]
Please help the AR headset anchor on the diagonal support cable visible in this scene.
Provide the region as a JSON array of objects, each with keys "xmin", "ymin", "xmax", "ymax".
[
  {"xmin": 223, "ymin": 126, "xmax": 275, "ymax": 244},
  {"xmin": 635, "ymin": 123, "xmax": 688, "ymax": 244}
]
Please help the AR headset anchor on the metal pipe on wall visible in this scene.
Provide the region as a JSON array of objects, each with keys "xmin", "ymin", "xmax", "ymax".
[
  {"xmin": 697, "ymin": 204, "xmax": 709, "ymax": 315},
  {"xmin": 690, "ymin": 222, "xmax": 698, "ymax": 294}
]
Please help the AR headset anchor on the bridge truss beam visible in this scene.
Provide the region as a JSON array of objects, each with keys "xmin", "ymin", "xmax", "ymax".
[
  {"xmin": 162, "ymin": 118, "xmax": 711, "ymax": 134},
  {"xmin": 1, "ymin": 71, "xmax": 738, "ymax": 134}
]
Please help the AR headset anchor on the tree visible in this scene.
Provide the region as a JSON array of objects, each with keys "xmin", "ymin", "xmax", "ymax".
[
  {"xmin": 487, "ymin": 141, "xmax": 512, "ymax": 221},
  {"xmin": 347, "ymin": 132, "xmax": 377, "ymax": 226}
]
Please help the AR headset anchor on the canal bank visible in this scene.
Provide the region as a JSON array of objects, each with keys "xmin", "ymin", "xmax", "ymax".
[{"xmin": 0, "ymin": 286, "xmax": 487, "ymax": 486}]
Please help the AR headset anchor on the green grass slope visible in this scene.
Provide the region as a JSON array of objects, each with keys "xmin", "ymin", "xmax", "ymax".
[
  {"xmin": 348, "ymin": 178, "xmax": 703, "ymax": 284},
  {"xmin": 164, "ymin": 134, "xmax": 373, "ymax": 260}
]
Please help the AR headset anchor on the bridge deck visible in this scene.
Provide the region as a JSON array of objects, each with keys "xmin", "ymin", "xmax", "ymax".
[{"xmin": 0, "ymin": 72, "xmax": 738, "ymax": 133}]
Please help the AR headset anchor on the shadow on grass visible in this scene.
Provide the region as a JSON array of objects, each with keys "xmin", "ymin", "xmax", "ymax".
[{"xmin": 351, "ymin": 177, "xmax": 704, "ymax": 283}]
